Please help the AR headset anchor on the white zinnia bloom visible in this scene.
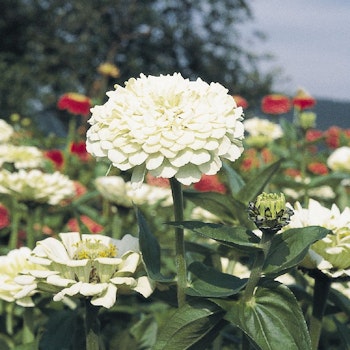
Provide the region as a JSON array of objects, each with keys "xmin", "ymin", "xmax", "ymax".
[
  {"xmin": 18, "ymin": 232, "xmax": 154, "ymax": 309},
  {"xmin": 0, "ymin": 119, "xmax": 14, "ymax": 143},
  {"xmin": 0, "ymin": 247, "xmax": 42, "ymax": 307},
  {"xmin": 95, "ymin": 176, "xmax": 172, "ymax": 207},
  {"xmin": 0, "ymin": 144, "xmax": 44, "ymax": 169},
  {"xmin": 86, "ymin": 73, "xmax": 244, "ymax": 186},
  {"xmin": 0, "ymin": 169, "xmax": 75, "ymax": 205},
  {"xmin": 283, "ymin": 199, "xmax": 350, "ymax": 278},
  {"xmin": 244, "ymin": 117, "xmax": 283, "ymax": 139},
  {"xmin": 327, "ymin": 146, "xmax": 350, "ymax": 172}
]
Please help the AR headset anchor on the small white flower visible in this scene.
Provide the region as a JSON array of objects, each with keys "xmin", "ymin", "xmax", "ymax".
[
  {"xmin": 0, "ymin": 247, "xmax": 42, "ymax": 307},
  {"xmin": 244, "ymin": 117, "xmax": 283, "ymax": 139},
  {"xmin": 327, "ymin": 146, "xmax": 350, "ymax": 172},
  {"xmin": 284, "ymin": 199, "xmax": 350, "ymax": 278},
  {"xmin": 0, "ymin": 119, "xmax": 14, "ymax": 143},
  {"xmin": 0, "ymin": 169, "xmax": 75, "ymax": 205},
  {"xmin": 95, "ymin": 176, "xmax": 173, "ymax": 207},
  {"xmin": 20, "ymin": 232, "xmax": 154, "ymax": 309},
  {"xmin": 0, "ymin": 144, "xmax": 44, "ymax": 169},
  {"xmin": 86, "ymin": 73, "xmax": 244, "ymax": 186}
]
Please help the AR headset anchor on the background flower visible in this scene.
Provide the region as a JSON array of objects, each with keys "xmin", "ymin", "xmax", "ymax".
[
  {"xmin": 57, "ymin": 92, "xmax": 91, "ymax": 116},
  {"xmin": 0, "ymin": 119, "xmax": 14, "ymax": 143},
  {"xmin": 86, "ymin": 73, "xmax": 244, "ymax": 186},
  {"xmin": 0, "ymin": 144, "xmax": 44, "ymax": 169},
  {"xmin": 261, "ymin": 94, "xmax": 291, "ymax": 115},
  {"xmin": 327, "ymin": 146, "xmax": 350, "ymax": 172}
]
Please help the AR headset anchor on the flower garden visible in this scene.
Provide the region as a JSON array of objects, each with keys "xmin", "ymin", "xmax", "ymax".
[{"xmin": 0, "ymin": 71, "xmax": 350, "ymax": 350}]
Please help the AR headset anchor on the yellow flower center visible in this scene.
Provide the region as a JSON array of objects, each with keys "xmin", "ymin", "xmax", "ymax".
[{"xmin": 73, "ymin": 239, "xmax": 117, "ymax": 260}]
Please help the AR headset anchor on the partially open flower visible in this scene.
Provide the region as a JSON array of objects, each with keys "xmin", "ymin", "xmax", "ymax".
[
  {"xmin": 283, "ymin": 199, "xmax": 350, "ymax": 278},
  {"xmin": 18, "ymin": 233, "xmax": 154, "ymax": 308},
  {"xmin": 86, "ymin": 73, "xmax": 244, "ymax": 186},
  {"xmin": 97, "ymin": 63, "xmax": 120, "ymax": 78},
  {"xmin": 248, "ymin": 192, "xmax": 294, "ymax": 232},
  {"xmin": 57, "ymin": 93, "xmax": 91, "ymax": 116},
  {"xmin": 261, "ymin": 94, "xmax": 291, "ymax": 115},
  {"xmin": 292, "ymin": 89, "xmax": 316, "ymax": 110}
]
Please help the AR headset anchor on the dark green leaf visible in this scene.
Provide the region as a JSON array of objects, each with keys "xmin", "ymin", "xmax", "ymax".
[
  {"xmin": 186, "ymin": 261, "xmax": 247, "ymax": 297},
  {"xmin": 329, "ymin": 287, "xmax": 350, "ymax": 318},
  {"xmin": 334, "ymin": 318, "xmax": 350, "ymax": 350},
  {"xmin": 169, "ymin": 221, "xmax": 261, "ymax": 252},
  {"xmin": 137, "ymin": 208, "xmax": 174, "ymax": 282},
  {"xmin": 223, "ymin": 162, "xmax": 245, "ymax": 194},
  {"xmin": 130, "ymin": 315, "xmax": 158, "ymax": 350},
  {"xmin": 263, "ymin": 226, "xmax": 330, "ymax": 277},
  {"xmin": 153, "ymin": 299, "xmax": 224, "ymax": 350},
  {"xmin": 212, "ymin": 281, "xmax": 311, "ymax": 350},
  {"xmin": 236, "ymin": 159, "xmax": 283, "ymax": 204}
]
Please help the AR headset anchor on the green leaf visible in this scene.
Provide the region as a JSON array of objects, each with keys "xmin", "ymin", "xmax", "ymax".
[
  {"xmin": 263, "ymin": 226, "xmax": 330, "ymax": 277},
  {"xmin": 183, "ymin": 190, "xmax": 253, "ymax": 227},
  {"xmin": 334, "ymin": 318, "xmax": 350, "ymax": 350},
  {"xmin": 236, "ymin": 159, "xmax": 282, "ymax": 204},
  {"xmin": 222, "ymin": 162, "xmax": 245, "ymax": 194},
  {"xmin": 212, "ymin": 281, "xmax": 312, "ymax": 350},
  {"xmin": 186, "ymin": 261, "xmax": 247, "ymax": 297},
  {"xmin": 13, "ymin": 342, "xmax": 39, "ymax": 350},
  {"xmin": 153, "ymin": 299, "xmax": 224, "ymax": 350},
  {"xmin": 329, "ymin": 287, "xmax": 350, "ymax": 318},
  {"xmin": 169, "ymin": 221, "xmax": 261, "ymax": 252},
  {"xmin": 130, "ymin": 315, "xmax": 158, "ymax": 350},
  {"xmin": 137, "ymin": 208, "xmax": 174, "ymax": 282}
]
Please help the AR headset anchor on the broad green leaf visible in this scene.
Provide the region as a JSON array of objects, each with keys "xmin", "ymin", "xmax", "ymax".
[
  {"xmin": 329, "ymin": 287, "xmax": 350, "ymax": 318},
  {"xmin": 212, "ymin": 281, "xmax": 311, "ymax": 350},
  {"xmin": 222, "ymin": 162, "xmax": 245, "ymax": 194},
  {"xmin": 236, "ymin": 159, "xmax": 282, "ymax": 204},
  {"xmin": 169, "ymin": 221, "xmax": 261, "ymax": 252},
  {"xmin": 137, "ymin": 208, "xmax": 173, "ymax": 282},
  {"xmin": 186, "ymin": 261, "xmax": 247, "ymax": 297},
  {"xmin": 263, "ymin": 226, "xmax": 330, "ymax": 277},
  {"xmin": 153, "ymin": 299, "xmax": 224, "ymax": 350},
  {"xmin": 130, "ymin": 315, "xmax": 158, "ymax": 350}
]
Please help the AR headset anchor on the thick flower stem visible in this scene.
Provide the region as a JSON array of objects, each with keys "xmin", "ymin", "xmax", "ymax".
[
  {"xmin": 22, "ymin": 307, "xmax": 35, "ymax": 344},
  {"xmin": 309, "ymin": 272, "xmax": 332, "ymax": 350},
  {"xmin": 85, "ymin": 299, "xmax": 101, "ymax": 350},
  {"xmin": 170, "ymin": 177, "xmax": 187, "ymax": 308}
]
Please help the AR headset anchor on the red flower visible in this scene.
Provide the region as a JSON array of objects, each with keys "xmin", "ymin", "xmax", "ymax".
[
  {"xmin": 292, "ymin": 89, "xmax": 316, "ymax": 110},
  {"xmin": 261, "ymin": 94, "xmax": 291, "ymax": 115},
  {"xmin": 44, "ymin": 149, "xmax": 64, "ymax": 169},
  {"xmin": 193, "ymin": 174, "xmax": 227, "ymax": 194},
  {"xmin": 307, "ymin": 162, "xmax": 329, "ymax": 175},
  {"xmin": 324, "ymin": 126, "xmax": 341, "ymax": 149},
  {"xmin": 67, "ymin": 215, "xmax": 104, "ymax": 234},
  {"xmin": 145, "ymin": 173, "xmax": 170, "ymax": 188},
  {"xmin": 0, "ymin": 204, "xmax": 10, "ymax": 229},
  {"xmin": 57, "ymin": 93, "xmax": 91, "ymax": 116},
  {"xmin": 232, "ymin": 95, "xmax": 248, "ymax": 109},
  {"xmin": 284, "ymin": 168, "xmax": 302, "ymax": 178},
  {"xmin": 70, "ymin": 141, "xmax": 91, "ymax": 161},
  {"xmin": 305, "ymin": 129, "xmax": 323, "ymax": 143}
]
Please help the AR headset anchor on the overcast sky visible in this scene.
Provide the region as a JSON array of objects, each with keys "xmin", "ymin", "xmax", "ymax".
[{"xmin": 247, "ymin": 0, "xmax": 350, "ymax": 101}]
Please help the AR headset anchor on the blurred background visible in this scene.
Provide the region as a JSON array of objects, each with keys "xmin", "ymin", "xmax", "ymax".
[{"xmin": 1, "ymin": 0, "xmax": 349, "ymax": 134}]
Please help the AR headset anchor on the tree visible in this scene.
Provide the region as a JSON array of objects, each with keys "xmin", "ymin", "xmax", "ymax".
[{"xmin": 0, "ymin": 0, "xmax": 275, "ymax": 124}]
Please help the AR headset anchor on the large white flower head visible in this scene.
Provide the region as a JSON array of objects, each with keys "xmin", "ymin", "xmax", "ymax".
[
  {"xmin": 17, "ymin": 233, "xmax": 154, "ymax": 308},
  {"xmin": 0, "ymin": 119, "xmax": 14, "ymax": 143},
  {"xmin": 0, "ymin": 169, "xmax": 75, "ymax": 205},
  {"xmin": 284, "ymin": 199, "xmax": 350, "ymax": 278},
  {"xmin": 0, "ymin": 247, "xmax": 41, "ymax": 307},
  {"xmin": 327, "ymin": 146, "xmax": 350, "ymax": 172},
  {"xmin": 86, "ymin": 73, "xmax": 244, "ymax": 186},
  {"xmin": 0, "ymin": 144, "xmax": 44, "ymax": 169},
  {"xmin": 95, "ymin": 175, "xmax": 172, "ymax": 207}
]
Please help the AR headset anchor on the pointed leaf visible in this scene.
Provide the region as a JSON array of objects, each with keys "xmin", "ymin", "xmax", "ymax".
[
  {"xmin": 263, "ymin": 226, "xmax": 330, "ymax": 277},
  {"xmin": 154, "ymin": 299, "xmax": 224, "ymax": 350},
  {"xmin": 169, "ymin": 221, "xmax": 261, "ymax": 252},
  {"xmin": 137, "ymin": 208, "xmax": 174, "ymax": 282},
  {"xmin": 212, "ymin": 281, "xmax": 311, "ymax": 350},
  {"xmin": 222, "ymin": 162, "xmax": 245, "ymax": 194},
  {"xmin": 236, "ymin": 159, "xmax": 282, "ymax": 204},
  {"xmin": 186, "ymin": 261, "xmax": 247, "ymax": 297}
]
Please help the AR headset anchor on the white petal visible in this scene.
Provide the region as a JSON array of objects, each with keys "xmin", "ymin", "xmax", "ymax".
[
  {"xmin": 53, "ymin": 282, "xmax": 83, "ymax": 301},
  {"xmin": 91, "ymin": 284, "xmax": 117, "ymax": 309},
  {"xmin": 59, "ymin": 232, "xmax": 81, "ymax": 259},
  {"xmin": 80, "ymin": 283, "xmax": 108, "ymax": 296},
  {"xmin": 133, "ymin": 276, "xmax": 155, "ymax": 298}
]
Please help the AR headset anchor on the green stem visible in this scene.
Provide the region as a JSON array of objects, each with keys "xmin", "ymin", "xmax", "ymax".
[
  {"xmin": 22, "ymin": 307, "xmax": 35, "ymax": 344},
  {"xmin": 309, "ymin": 272, "xmax": 332, "ymax": 350},
  {"xmin": 169, "ymin": 177, "xmax": 187, "ymax": 308},
  {"xmin": 9, "ymin": 198, "xmax": 21, "ymax": 250},
  {"xmin": 85, "ymin": 299, "xmax": 101, "ymax": 350}
]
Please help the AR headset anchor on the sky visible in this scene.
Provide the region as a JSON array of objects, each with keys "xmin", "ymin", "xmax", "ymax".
[{"xmin": 246, "ymin": 0, "xmax": 350, "ymax": 101}]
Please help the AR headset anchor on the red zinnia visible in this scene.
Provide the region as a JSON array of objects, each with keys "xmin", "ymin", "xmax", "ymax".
[
  {"xmin": 193, "ymin": 174, "xmax": 227, "ymax": 194},
  {"xmin": 305, "ymin": 129, "xmax": 323, "ymax": 143},
  {"xmin": 67, "ymin": 215, "xmax": 104, "ymax": 234},
  {"xmin": 307, "ymin": 162, "xmax": 329, "ymax": 175},
  {"xmin": 261, "ymin": 94, "xmax": 291, "ymax": 115},
  {"xmin": 232, "ymin": 95, "xmax": 248, "ymax": 109},
  {"xmin": 284, "ymin": 168, "xmax": 302, "ymax": 178},
  {"xmin": 57, "ymin": 93, "xmax": 91, "ymax": 116},
  {"xmin": 70, "ymin": 141, "xmax": 91, "ymax": 161},
  {"xmin": 292, "ymin": 89, "xmax": 316, "ymax": 110},
  {"xmin": 0, "ymin": 204, "xmax": 10, "ymax": 229},
  {"xmin": 44, "ymin": 149, "xmax": 64, "ymax": 169},
  {"xmin": 324, "ymin": 126, "xmax": 341, "ymax": 149}
]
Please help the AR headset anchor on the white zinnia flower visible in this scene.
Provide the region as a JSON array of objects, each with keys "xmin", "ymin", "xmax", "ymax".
[
  {"xmin": 95, "ymin": 176, "xmax": 172, "ymax": 207},
  {"xmin": 18, "ymin": 232, "xmax": 154, "ymax": 309},
  {"xmin": 0, "ymin": 247, "xmax": 41, "ymax": 307},
  {"xmin": 0, "ymin": 119, "xmax": 14, "ymax": 143},
  {"xmin": 327, "ymin": 146, "xmax": 350, "ymax": 172},
  {"xmin": 0, "ymin": 144, "xmax": 44, "ymax": 169},
  {"xmin": 86, "ymin": 73, "xmax": 244, "ymax": 186},
  {"xmin": 0, "ymin": 169, "xmax": 75, "ymax": 205},
  {"xmin": 283, "ymin": 199, "xmax": 350, "ymax": 278}
]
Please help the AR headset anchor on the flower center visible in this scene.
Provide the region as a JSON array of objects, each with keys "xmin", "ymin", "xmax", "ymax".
[{"xmin": 73, "ymin": 239, "xmax": 117, "ymax": 260}]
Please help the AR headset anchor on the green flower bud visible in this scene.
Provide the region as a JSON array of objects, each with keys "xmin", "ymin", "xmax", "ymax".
[
  {"xmin": 248, "ymin": 192, "xmax": 294, "ymax": 232},
  {"xmin": 297, "ymin": 111, "xmax": 317, "ymax": 130}
]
